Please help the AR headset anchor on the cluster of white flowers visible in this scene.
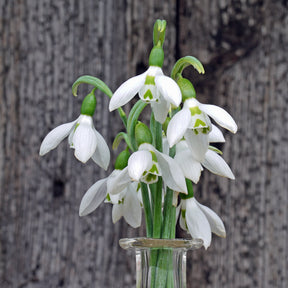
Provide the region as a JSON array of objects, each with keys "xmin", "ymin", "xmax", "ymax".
[{"xmin": 40, "ymin": 55, "xmax": 237, "ymax": 250}]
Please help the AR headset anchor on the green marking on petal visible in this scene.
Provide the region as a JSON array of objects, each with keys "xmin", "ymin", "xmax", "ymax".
[
  {"xmin": 145, "ymin": 76, "xmax": 155, "ymax": 85},
  {"xmin": 194, "ymin": 118, "xmax": 207, "ymax": 128},
  {"xmin": 149, "ymin": 164, "xmax": 159, "ymax": 174},
  {"xmin": 106, "ymin": 194, "xmax": 111, "ymax": 202},
  {"xmin": 143, "ymin": 89, "xmax": 153, "ymax": 100},
  {"xmin": 150, "ymin": 151, "xmax": 158, "ymax": 162},
  {"xmin": 190, "ymin": 106, "xmax": 202, "ymax": 116},
  {"xmin": 181, "ymin": 209, "xmax": 186, "ymax": 218},
  {"xmin": 144, "ymin": 173, "xmax": 158, "ymax": 183},
  {"xmin": 202, "ymin": 127, "xmax": 210, "ymax": 134}
]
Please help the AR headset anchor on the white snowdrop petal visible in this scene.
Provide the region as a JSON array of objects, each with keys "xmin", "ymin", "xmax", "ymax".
[
  {"xmin": 179, "ymin": 209, "xmax": 187, "ymax": 231},
  {"xmin": 155, "ymin": 75, "xmax": 182, "ymax": 106},
  {"xmin": 167, "ymin": 109, "xmax": 191, "ymax": 147},
  {"xmin": 112, "ymin": 204, "xmax": 123, "ymax": 223},
  {"xmin": 109, "ymin": 72, "xmax": 147, "ymax": 111},
  {"xmin": 196, "ymin": 200, "xmax": 226, "ymax": 238},
  {"xmin": 107, "ymin": 168, "xmax": 131, "ymax": 195},
  {"xmin": 154, "ymin": 150, "xmax": 187, "ymax": 194},
  {"xmin": 150, "ymin": 96, "xmax": 170, "ymax": 124},
  {"xmin": 123, "ymin": 183, "xmax": 142, "ymax": 228},
  {"xmin": 39, "ymin": 119, "xmax": 78, "ymax": 155},
  {"xmin": 184, "ymin": 130, "xmax": 209, "ymax": 162},
  {"xmin": 186, "ymin": 198, "xmax": 211, "ymax": 249},
  {"xmin": 91, "ymin": 129, "xmax": 110, "ymax": 170},
  {"xmin": 73, "ymin": 124, "xmax": 97, "ymax": 163},
  {"xmin": 202, "ymin": 149, "xmax": 235, "ymax": 179},
  {"xmin": 79, "ymin": 178, "xmax": 107, "ymax": 216},
  {"xmin": 209, "ymin": 124, "xmax": 225, "ymax": 143},
  {"xmin": 128, "ymin": 150, "xmax": 153, "ymax": 181},
  {"xmin": 174, "ymin": 148, "xmax": 203, "ymax": 184},
  {"xmin": 200, "ymin": 104, "xmax": 238, "ymax": 133}
]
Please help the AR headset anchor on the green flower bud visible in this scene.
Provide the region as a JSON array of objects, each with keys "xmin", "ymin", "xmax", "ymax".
[
  {"xmin": 115, "ymin": 150, "xmax": 130, "ymax": 170},
  {"xmin": 149, "ymin": 45, "xmax": 164, "ymax": 68},
  {"xmin": 135, "ymin": 122, "xmax": 153, "ymax": 146},
  {"xmin": 80, "ymin": 89, "xmax": 97, "ymax": 116},
  {"xmin": 176, "ymin": 77, "xmax": 196, "ymax": 101}
]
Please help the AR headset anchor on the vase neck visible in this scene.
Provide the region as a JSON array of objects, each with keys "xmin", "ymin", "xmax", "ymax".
[{"xmin": 120, "ymin": 238, "xmax": 203, "ymax": 288}]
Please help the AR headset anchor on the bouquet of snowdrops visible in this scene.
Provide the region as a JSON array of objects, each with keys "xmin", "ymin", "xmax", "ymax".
[{"xmin": 40, "ymin": 20, "xmax": 237, "ymax": 254}]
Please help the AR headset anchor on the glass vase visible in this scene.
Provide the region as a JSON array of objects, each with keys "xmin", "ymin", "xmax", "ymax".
[{"xmin": 119, "ymin": 237, "xmax": 203, "ymax": 288}]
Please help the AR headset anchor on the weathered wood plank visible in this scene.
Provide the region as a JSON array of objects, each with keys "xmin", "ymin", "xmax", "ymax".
[{"xmin": 0, "ymin": 0, "xmax": 287, "ymax": 287}]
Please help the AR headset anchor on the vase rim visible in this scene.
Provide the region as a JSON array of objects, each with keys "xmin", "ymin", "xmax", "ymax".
[{"xmin": 119, "ymin": 237, "xmax": 203, "ymax": 250}]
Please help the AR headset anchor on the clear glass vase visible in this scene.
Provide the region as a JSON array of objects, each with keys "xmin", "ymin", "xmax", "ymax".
[{"xmin": 119, "ymin": 237, "xmax": 203, "ymax": 288}]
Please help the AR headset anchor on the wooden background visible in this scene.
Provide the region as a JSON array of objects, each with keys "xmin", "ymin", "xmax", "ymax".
[{"xmin": 1, "ymin": 0, "xmax": 288, "ymax": 287}]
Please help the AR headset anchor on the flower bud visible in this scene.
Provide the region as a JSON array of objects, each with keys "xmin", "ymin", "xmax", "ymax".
[
  {"xmin": 135, "ymin": 122, "xmax": 153, "ymax": 146},
  {"xmin": 149, "ymin": 45, "xmax": 164, "ymax": 68},
  {"xmin": 81, "ymin": 90, "xmax": 97, "ymax": 116},
  {"xmin": 115, "ymin": 150, "xmax": 130, "ymax": 170},
  {"xmin": 176, "ymin": 77, "xmax": 196, "ymax": 101}
]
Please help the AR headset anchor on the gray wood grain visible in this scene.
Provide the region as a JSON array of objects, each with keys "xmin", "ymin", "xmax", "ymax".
[{"xmin": 1, "ymin": 0, "xmax": 287, "ymax": 287}]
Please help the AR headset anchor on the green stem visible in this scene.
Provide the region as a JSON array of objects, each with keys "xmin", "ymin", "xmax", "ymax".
[
  {"xmin": 127, "ymin": 100, "xmax": 147, "ymax": 151},
  {"xmin": 161, "ymin": 187, "xmax": 175, "ymax": 239},
  {"xmin": 140, "ymin": 182, "xmax": 153, "ymax": 238},
  {"xmin": 152, "ymin": 177, "xmax": 163, "ymax": 239}
]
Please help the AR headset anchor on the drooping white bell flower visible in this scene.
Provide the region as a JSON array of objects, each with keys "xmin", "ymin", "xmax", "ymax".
[
  {"xmin": 39, "ymin": 114, "xmax": 110, "ymax": 168},
  {"xmin": 78, "ymin": 170, "xmax": 142, "ymax": 228},
  {"xmin": 108, "ymin": 182, "xmax": 142, "ymax": 228},
  {"xmin": 109, "ymin": 66, "xmax": 182, "ymax": 123},
  {"xmin": 129, "ymin": 143, "xmax": 188, "ymax": 194},
  {"xmin": 179, "ymin": 197, "xmax": 226, "ymax": 249},
  {"xmin": 167, "ymin": 98, "xmax": 237, "ymax": 157},
  {"xmin": 174, "ymin": 129, "xmax": 234, "ymax": 184}
]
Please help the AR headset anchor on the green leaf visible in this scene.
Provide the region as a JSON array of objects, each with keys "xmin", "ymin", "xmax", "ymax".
[
  {"xmin": 72, "ymin": 75, "xmax": 113, "ymax": 98},
  {"xmin": 171, "ymin": 56, "xmax": 205, "ymax": 81}
]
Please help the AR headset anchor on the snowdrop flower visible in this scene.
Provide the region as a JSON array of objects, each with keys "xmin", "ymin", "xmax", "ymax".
[
  {"xmin": 167, "ymin": 98, "xmax": 237, "ymax": 160},
  {"xmin": 130, "ymin": 143, "xmax": 187, "ymax": 194},
  {"xmin": 39, "ymin": 114, "xmax": 110, "ymax": 168},
  {"xmin": 179, "ymin": 197, "xmax": 226, "ymax": 249},
  {"xmin": 79, "ymin": 142, "xmax": 188, "ymax": 219},
  {"xmin": 174, "ymin": 127, "xmax": 235, "ymax": 183},
  {"xmin": 109, "ymin": 66, "xmax": 182, "ymax": 123},
  {"xmin": 79, "ymin": 169, "xmax": 142, "ymax": 228},
  {"xmin": 108, "ymin": 182, "xmax": 142, "ymax": 228}
]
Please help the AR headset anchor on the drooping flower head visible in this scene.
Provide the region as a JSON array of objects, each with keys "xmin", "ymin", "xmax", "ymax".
[
  {"xmin": 109, "ymin": 45, "xmax": 182, "ymax": 123},
  {"xmin": 179, "ymin": 197, "xmax": 226, "ymax": 249},
  {"xmin": 39, "ymin": 90, "xmax": 110, "ymax": 168}
]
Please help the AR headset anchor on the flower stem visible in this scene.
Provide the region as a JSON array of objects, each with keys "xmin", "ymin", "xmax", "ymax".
[
  {"xmin": 152, "ymin": 177, "xmax": 163, "ymax": 239},
  {"xmin": 140, "ymin": 182, "xmax": 153, "ymax": 238}
]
